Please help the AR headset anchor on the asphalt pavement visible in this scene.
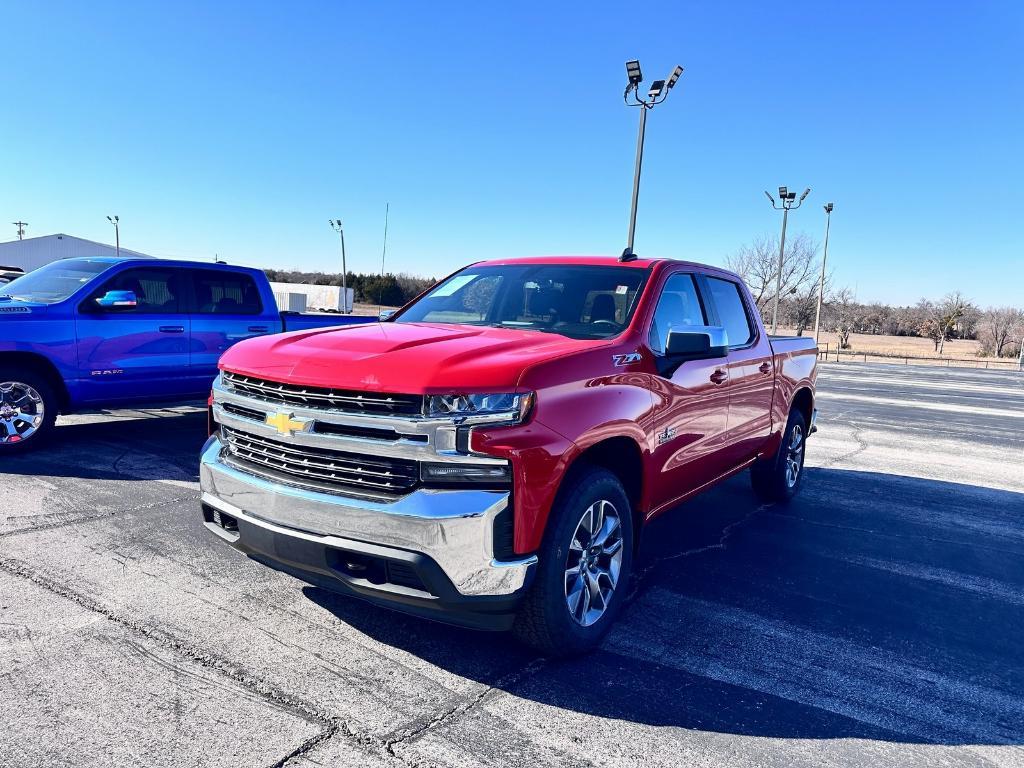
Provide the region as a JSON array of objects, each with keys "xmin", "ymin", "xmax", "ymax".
[{"xmin": 2, "ymin": 362, "xmax": 1023, "ymax": 768}]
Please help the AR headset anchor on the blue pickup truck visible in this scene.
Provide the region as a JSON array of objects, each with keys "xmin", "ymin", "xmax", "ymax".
[{"xmin": 0, "ymin": 257, "xmax": 372, "ymax": 453}]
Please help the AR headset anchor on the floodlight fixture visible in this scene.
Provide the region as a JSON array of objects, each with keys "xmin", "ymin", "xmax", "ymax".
[
  {"xmin": 778, "ymin": 186, "xmax": 788, "ymax": 199},
  {"xmin": 764, "ymin": 190, "xmax": 776, "ymax": 204},
  {"xmin": 824, "ymin": 202, "xmax": 834, "ymax": 213},
  {"xmin": 621, "ymin": 56, "xmax": 685, "ymax": 257},
  {"xmin": 626, "ymin": 59, "xmax": 643, "ymax": 86},
  {"xmin": 799, "ymin": 187, "xmax": 811, "ymax": 202}
]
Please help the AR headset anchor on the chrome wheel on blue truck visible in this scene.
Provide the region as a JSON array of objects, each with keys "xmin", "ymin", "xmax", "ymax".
[{"xmin": 0, "ymin": 371, "xmax": 57, "ymax": 453}]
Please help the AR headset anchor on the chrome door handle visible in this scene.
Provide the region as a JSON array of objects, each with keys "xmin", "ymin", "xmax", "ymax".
[
  {"xmin": 759, "ymin": 362, "xmax": 772, "ymax": 374},
  {"xmin": 159, "ymin": 325, "xmax": 185, "ymax": 333},
  {"xmin": 710, "ymin": 369, "xmax": 728, "ymax": 385}
]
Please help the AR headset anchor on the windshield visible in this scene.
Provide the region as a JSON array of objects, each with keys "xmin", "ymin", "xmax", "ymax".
[
  {"xmin": 394, "ymin": 263, "xmax": 650, "ymax": 340},
  {"xmin": 0, "ymin": 259, "xmax": 112, "ymax": 304}
]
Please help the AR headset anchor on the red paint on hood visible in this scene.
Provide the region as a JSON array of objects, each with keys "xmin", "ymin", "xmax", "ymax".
[{"xmin": 219, "ymin": 321, "xmax": 605, "ymax": 393}]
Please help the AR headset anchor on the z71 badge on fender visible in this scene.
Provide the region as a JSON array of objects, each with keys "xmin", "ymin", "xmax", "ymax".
[{"xmin": 612, "ymin": 352, "xmax": 642, "ymax": 366}]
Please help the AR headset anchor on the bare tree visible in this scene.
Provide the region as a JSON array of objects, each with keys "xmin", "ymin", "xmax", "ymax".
[
  {"xmin": 826, "ymin": 288, "xmax": 861, "ymax": 349},
  {"xmin": 977, "ymin": 307, "xmax": 1024, "ymax": 358},
  {"xmin": 917, "ymin": 293, "xmax": 970, "ymax": 353},
  {"xmin": 727, "ymin": 232, "xmax": 819, "ymax": 323}
]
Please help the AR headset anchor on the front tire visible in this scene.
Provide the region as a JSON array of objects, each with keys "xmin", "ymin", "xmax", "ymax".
[
  {"xmin": 0, "ymin": 369, "xmax": 58, "ymax": 454},
  {"xmin": 513, "ymin": 466, "xmax": 634, "ymax": 657},
  {"xmin": 751, "ymin": 408, "xmax": 807, "ymax": 503}
]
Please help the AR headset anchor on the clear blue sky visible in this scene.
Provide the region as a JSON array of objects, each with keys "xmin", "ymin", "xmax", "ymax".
[{"xmin": 2, "ymin": 1, "xmax": 1021, "ymax": 306}]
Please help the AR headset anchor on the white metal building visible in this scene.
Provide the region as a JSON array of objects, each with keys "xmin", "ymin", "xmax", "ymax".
[{"xmin": 0, "ymin": 234, "xmax": 153, "ymax": 272}]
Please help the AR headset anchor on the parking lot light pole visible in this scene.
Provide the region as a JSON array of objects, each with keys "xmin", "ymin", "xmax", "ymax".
[
  {"xmin": 813, "ymin": 202, "xmax": 834, "ymax": 344},
  {"xmin": 328, "ymin": 219, "xmax": 350, "ymax": 314},
  {"xmin": 621, "ymin": 60, "xmax": 684, "ymax": 261},
  {"xmin": 106, "ymin": 215, "xmax": 120, "ymax": 257},
  {"xmin": 764, "ymin": 186, "xmax": 810, "ymax": 334}
]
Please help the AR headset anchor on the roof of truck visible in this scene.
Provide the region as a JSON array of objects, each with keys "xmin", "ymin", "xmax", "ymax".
[
  {"xmin": 474, "ymin": 255, "xmax": 667, "ymax": 268},
  {"xmin": 472, "ymin": 255, "xmax": 740, "ymax": 277}
]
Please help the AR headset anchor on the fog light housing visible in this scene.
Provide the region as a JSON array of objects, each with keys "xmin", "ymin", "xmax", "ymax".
[{"xmin": 420, "ymin": 462, "xmax": 511, "ymax": 485}]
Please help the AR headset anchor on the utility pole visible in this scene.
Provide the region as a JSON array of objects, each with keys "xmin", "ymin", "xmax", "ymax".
[
  {"xmin": 12, "ymin": 221, "xmax": 28, "ymax": 240},
  {"xmin": 328, "ymin": 219, "xmax": 349, "ymax": 313},
  {"xmin": 764, "ymin": 186, "xmax": 810, "ymax": 334},
  {"xmin": 621, "ymin": 59, "xmax": 684, "ymax": 260},
  {"xmin": 813, "ymin": 202, "xmax": 834, "ymax": 344},
  {"xmin": 106, "ymin": 216, "xmax": 120, "ymax": 257},
  {"xmin": 1018, "ymin": 331, "xmax": 1024, "ymax": 372}
]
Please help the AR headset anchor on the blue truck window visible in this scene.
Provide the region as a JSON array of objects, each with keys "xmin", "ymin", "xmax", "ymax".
[
  {"xmin": 193, "ymin": 271, "xmax": 263, "ymax": 315},
  {"xmin": 90, "ymin": 268, "xmax": 188, "ymax": 314}
]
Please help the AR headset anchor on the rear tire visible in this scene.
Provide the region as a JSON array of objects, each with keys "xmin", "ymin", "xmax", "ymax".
[
  {"xmin": 751, "ymin": 409, "xmax": 807, "ymax": 503},
  {"xmin": 513, "ymin": 466, "xmax": 634, "ymax": 657},
  {"xmin": 0, "ymin": 369, "xmax": 58, "ymax": 454}
]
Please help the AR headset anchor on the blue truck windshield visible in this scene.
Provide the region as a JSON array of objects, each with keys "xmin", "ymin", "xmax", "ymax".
[{"xmin": 0, "ymin": 259, "xmax": 111, "ymax": 304}]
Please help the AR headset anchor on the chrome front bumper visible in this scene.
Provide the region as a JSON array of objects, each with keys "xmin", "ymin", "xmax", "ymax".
[{"xmin": 199, "ymin": 436, "xmax": 536, "ymax": 599}]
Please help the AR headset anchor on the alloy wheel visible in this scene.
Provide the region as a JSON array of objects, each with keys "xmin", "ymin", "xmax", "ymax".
[
  {"xmin": 564, "ymin": 499, "xmax": 624, "ymax": 627},
  {"xmin": 0, "ymin": 381, "xmax": 45, "ymax": 445},
  {"xmin": 785, "ymin": 423, "xmax": 804, "ymax": 488}
]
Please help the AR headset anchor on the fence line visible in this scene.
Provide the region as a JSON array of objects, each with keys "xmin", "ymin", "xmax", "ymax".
[{"xmin": 815, "ymin": 342, "xmax": 1020, "ymax": 370}]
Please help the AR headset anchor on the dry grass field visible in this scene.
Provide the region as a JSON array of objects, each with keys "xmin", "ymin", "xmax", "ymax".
[{"xmin": 780, "ymin": 328, "xmax": 1018, "ymax": 368}]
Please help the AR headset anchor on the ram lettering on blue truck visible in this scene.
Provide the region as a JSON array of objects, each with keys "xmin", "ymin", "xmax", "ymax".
[{"xmin": 0, "ymin": 257, "xmax": 373, "ymax": 452}]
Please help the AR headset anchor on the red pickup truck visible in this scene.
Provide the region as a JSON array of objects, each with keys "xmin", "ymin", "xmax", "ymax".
[{"xmin": 200, "ymin": 256, "xmax": 816, "ymax": 654}]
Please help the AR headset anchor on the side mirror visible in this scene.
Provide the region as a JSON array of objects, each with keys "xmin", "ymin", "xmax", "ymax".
[
  {"xmin": 95, "ymin": 290, "xmax": 138, "ymax": 311},
  {"xmin": 665, "ymin": 326, "xmax": 729, "ymax": 360},
  {"xmin": 378, "ymin": 308, "xmax": 397, "ymax": 321}
]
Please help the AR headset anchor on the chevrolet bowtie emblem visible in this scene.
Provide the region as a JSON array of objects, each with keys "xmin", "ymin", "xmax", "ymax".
[{"xmin": 265, "ymin": 411, "xmax": 311, "ymax": 436}]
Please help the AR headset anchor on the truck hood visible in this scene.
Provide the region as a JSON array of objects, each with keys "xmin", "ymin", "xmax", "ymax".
[{"xmin": 219, "ymin": 321, "xmax": 600, "ymax": 392}]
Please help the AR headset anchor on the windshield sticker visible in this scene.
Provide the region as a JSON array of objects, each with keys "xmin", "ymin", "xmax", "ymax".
[
  {"xmin": 615, "ymin": 285, "xmax": 628, "ymax": 295},
  {"xmin": 431, "ymin": 275, "xmax": 476, "ymax": 297}
]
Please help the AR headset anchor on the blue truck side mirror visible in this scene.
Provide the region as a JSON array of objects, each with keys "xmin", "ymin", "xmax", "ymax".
[
  {"xmin": 95, "ymin": 290, "xmax": 138, "ymax": 311},
  {"xmin": 378, "ymin": 308, "xmax": 397, "ymax": 321}
]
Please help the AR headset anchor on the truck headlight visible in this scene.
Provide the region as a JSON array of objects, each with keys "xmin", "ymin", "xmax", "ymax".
[{"xmin": 424, "ymin": 392, "xmax": 534, "ymax": 423}]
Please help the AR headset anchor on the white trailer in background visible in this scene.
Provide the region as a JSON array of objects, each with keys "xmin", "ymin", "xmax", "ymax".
[{"xmin": 269, "ymin": 282, "xmax": 353, "ymax": 313}]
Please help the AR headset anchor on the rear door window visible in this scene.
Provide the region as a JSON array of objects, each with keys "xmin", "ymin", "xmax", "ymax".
[
  {"xmin": 191, "ymin": 271, "xmax": 263, "ymax": 315},
  {"xmin": 704, "ymin": 277, "xmax": 755, "ymax": 347}
]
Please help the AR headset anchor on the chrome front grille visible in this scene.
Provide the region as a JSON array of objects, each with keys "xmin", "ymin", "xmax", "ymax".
[
  {"xmin": 220, "ymin": 425, "xmax": 419, "ymax": 499},
  {"xmin": 222, "ymin": 371, "xmax": 422, "ymax": 416}
]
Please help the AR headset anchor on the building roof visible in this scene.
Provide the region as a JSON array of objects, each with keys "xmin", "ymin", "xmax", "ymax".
[{"xmin": 0, "ymin": 233, "xmax": 153, "ymax": 260}]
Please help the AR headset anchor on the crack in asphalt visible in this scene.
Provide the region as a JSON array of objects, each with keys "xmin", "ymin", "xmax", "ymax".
[
  {"xmin": 817, "ymin": 420, "xmax": 871, "ymax": 469},
  {"xmin": 0, "ymin": 494, "xmax": 201, "ymax": 538},
  {"xmin": 0, "ymin": 555, "xmax": 397, "ymax": 768},
  {"xmin": 381, "ymin": 658, "xmax": 549, "ymax": 754},
  {"xmin": 0, "ymin": 551, "xmax": 551, "ymax": 768},
  {"xmin": 626, "ymin": 502, "xmax": 771, "ymax": 605}
]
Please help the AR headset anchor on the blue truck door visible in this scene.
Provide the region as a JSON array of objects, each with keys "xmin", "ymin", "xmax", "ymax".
[
  {"xmin": 188, "ymin": 268, "xmax": 272, "ymax": 387},
  {"xmin": 75, "ymin": 266, "xmax": 195, "ymax": 402}
]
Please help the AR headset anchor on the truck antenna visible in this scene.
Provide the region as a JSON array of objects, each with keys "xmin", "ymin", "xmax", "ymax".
[{"xmin": 377, "ymin": 202, "xmax": 389, "ymax": 311}]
